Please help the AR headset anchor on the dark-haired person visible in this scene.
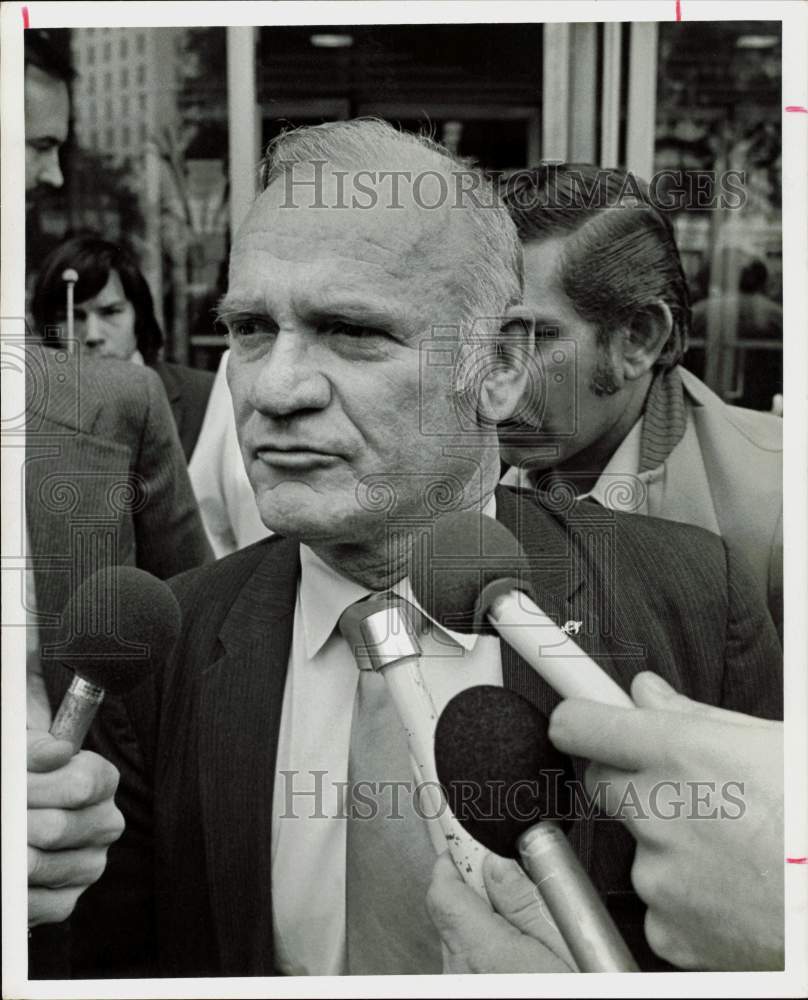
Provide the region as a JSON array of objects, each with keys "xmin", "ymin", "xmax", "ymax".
[
  {"xmin": 500, "ymin": 164, "xmax": 783, "ymax": 635},
  {"xmin": 31, "ymin": 235, "xmax": 215, "ymax": 461},
  {"xmin": 692, "ymin": 258, "xmax": 783, "ymax": 412}
]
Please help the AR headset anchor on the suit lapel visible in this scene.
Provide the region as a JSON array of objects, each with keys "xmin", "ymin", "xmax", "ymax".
[
  {"xmin": 196, "ymin": 538, "xmax": 300, "ymax": 974},
  {"xmin": 495, "ymin": 487, "xmax": 646, "ymax": 871}
]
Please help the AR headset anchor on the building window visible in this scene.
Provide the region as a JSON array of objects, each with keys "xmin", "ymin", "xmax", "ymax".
[
  {"xmin": 136, "ymin": 33, "xmax": 146, "ymax": 55},
  {"xmin": 122, "ymin": 95, "xmax": 130, "ymax": 115},
  {"xmin": 86, "ymin": 74, "xmax": 96, "ymax": 95},
  {"xmin": 105, "ymin": 99, "xmax": 113, "ymax": 119},
  {"xmin": 90, "ymin": 129, "xmax": 98, "ymax": 148},
  {"xmin": 104, "ymin": 71, "xmax": 111, "ymax": 90},
  {"xmin": 136, "ymin": 63, "xmax": 146, "ymax": 85},
  {"xmin": 122, "ymin": 125, "xmax": 131, "ymax": 147},
  {"xmin": 138, "ymin": 92, "xmax": 147, "ymax": 112},
  {"xmin": 87, "ymin": 47, "xmax": 95, "ymax": 66},
  {"xmin": 103, "ymin": 41, "xmax": 111, "ymax": 61},
  {"xmin": 121, "ymin": 67, "xmax": 129, "ymax": 87},
  {"xmin": 139, "ymin": 121, "xmax": 148, "ymax": 143},
  {"xmin": 106, "ymin": 127, "xmax": 114, "ymax": 147},
  {"xmin": 120, "ymin": 37, "xmax": 128, "ymax": 58}
]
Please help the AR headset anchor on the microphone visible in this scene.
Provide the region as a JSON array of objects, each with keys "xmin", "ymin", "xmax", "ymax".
[
  {"xmin": 61, "ymin": 268, "xmax": 78, "ymax": 353},
  {"xmin": 338, "ymin": 593, "xmax": 489, "ymax": 898},
  {"xmin": 435, "ymin": 684, "xmax": 638, "ymax": 973},
  {"xmin": 412, "ymin": 510, "xmax": 633, "ymax": 708},
  {"xmin": 44, "ymin": 566, "xmax": 181, "ymax": 751}
]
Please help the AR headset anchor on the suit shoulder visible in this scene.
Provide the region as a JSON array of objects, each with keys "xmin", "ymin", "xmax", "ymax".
[
  {"xmin": 167, "ymin": 536, "xmax": 281, "ymax": 613},
  {"xmin": 680, "ymin": 368, "xmax": 781, "ymax": 453}
]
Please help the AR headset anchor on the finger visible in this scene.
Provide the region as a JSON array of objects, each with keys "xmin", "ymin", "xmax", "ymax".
[
  {"xmin": 28, "ymin": 751, "xmax": 120, "ymax": 808},
  {"xmin": 427, "ymin": 851, "xmax": 496, "ymax": 949},
  {"xmin": 483, "ymin": 854, "xmax": 578, "ymax": 969},
  {"xmin": 28, "ymin": 886, "xmax": 85, "ymax": 927},
  {"xmin": 28, "ymin": 800, "xmax": 125, "ymax": 851},
  {"xmin": 28, "ymin": 845, "xmax": 109, "ymax": 888},
  {"xmin": 27, "ymin": 730, "xmax": 75, "ymax": 774},
  {"xmin": 584, "ymin": 763, "xmax": 632, "ymax": 819},
  {"xmin": 549, "ymin": 699, "xmax": 654, "ymax": 770}
]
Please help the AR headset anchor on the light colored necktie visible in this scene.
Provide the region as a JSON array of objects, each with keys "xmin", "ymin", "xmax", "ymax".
[{"xmin": 343, "ymin": 600, "xmax": 443, "ymax": 975}]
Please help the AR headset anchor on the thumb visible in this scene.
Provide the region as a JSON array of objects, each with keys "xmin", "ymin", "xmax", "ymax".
[
  {"xmin": 27, "ymin": 728, "xmax": 74, "ymax": 772},
  {"xmin": 26, "ymin": 651, "xmax": 52, "ymax": 733},
  {"xmin": 483, "ymin": 854, "xmax": 578, "ymax": 970}
]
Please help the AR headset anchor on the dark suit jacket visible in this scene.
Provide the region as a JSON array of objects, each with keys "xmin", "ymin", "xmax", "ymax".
[
  {"xmin": 72, "ymin": 486, "xmax": 782, "ymax": 977},
  {"xmin": 25, "ymin": 348, "xmax": 213, "ymax": 680},
  {"xmin": 25, "ymin": 348, "xmax": 214, "ymax": 977},
  {"xmin": 151, "ymin": 360, "xmax": 214, "ymax": 462}
]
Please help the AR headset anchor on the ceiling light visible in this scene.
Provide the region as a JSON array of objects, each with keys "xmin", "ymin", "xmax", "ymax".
[
  {"xmin": 736, "ymin": 35, "xmax": 779, "ymax": 50},
  {"xmin": 310, "ymin": 33, "xmax": 354, "ymax": 49}
]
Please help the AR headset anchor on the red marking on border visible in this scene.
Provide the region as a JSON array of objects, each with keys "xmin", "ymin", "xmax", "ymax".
[
  {"xmin": 675, "ymin": 0, "xmax": 682, "ymax": 21},
  {"xmin": 786, "ymin": 857, "xmax": 807, "ymax": 864},
  {"xmin": 22, "ymin": 6, "xmax": 30, "ymax": 28},
  {"xmin": 785, "ymin": 106, "xmax": 808, "ymax": 114}
]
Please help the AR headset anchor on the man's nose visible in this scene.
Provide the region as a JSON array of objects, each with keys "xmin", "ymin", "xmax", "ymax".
[
  {"xmin": 249, "ymin": 332, "xmax": 331, "ymax": 418},
  {"xmin": 83, "ymin": 314, "xmax": 105, "ymax": 351},
  {"xmin": 38, "ymin": 150, "xmax": 64, "ymax": 189}
]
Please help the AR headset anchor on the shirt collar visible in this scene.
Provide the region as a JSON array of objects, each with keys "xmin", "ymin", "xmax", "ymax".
[
  {"xmin": 299, "ymin": 494, "xmax": 497, "ymax": 659},
  {"xmin": 583, "ymin": 416, "xmax": 643, "ymax": 506},
  {"xmin": 501, "ymin": 419, "xmax": 643, "ymax": 504}
]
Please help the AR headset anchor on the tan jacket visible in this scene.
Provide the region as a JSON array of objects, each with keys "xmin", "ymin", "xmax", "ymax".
[{"xmin": 641, "ymin": 368, "xmax": 783, "ymax": 633}]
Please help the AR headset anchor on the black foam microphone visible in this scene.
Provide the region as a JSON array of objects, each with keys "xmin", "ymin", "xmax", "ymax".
[
  {"xmin": 435, "ymin": 685, "xmax": 638, "ymax": 973},
  {"xmin": 44, "ymin": 566, "xmax": 181, "ymax": 750},
  {"xmin": 413, "ymin": 511, "xmax": 633, "ymax": 707}
]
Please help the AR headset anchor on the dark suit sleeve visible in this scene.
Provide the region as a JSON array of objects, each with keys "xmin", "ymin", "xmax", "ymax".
[
  {"xmin": 720, "ymin": 539, "xmax": 783, "ymax": 721},
  {"xmin": 132, "ymin": 368, "xmax": 213, "ymax": 579}
]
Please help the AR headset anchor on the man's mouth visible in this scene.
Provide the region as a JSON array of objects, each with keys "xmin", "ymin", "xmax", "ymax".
[{"xmin": 255, "ymin": 445, "xmax": 341, "ymax": 470}]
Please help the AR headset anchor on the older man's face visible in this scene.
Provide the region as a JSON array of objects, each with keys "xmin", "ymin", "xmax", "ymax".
[{"xmin": 222, "ymin": 169, "xmax": 499, "ymax": 547}]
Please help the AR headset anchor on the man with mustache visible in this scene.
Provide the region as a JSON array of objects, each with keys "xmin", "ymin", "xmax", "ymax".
[
  {"xmin": 72, "ymin": 120, "xmax": 781, "ymax": 977},
  {"xmin": 499, "ymin": 163, "xmax": 783, "ymax": 636}
]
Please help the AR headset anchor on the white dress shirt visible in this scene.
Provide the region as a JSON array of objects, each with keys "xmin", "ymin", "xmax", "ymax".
[
  {"xmin": 502, "ymin": 417, "xmax": 646, "ymax": 513},
  {"xmin": 271, "ymin": 497, "xmax": 502, "ymax": 976},
  {"xmin": 188, "ymin": 350, "xmax": 270, "ymax": 557}
]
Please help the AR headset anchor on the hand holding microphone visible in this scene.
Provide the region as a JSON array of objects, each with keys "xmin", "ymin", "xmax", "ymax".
[
  {"xmin": 431, "ymin": 685, "xmax": 637, "ymax": 972},
  {"xmin": 550, "ymin": 672, "xmax": 785, "ymax": 971},
  {"xmin": 28, "ymin": 567, "xmax": 180, "ymax": 926}
]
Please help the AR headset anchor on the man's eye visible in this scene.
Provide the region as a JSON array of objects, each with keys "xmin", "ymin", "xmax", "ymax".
[
  {"xmin": 329, "ymin": 321, "xmax": 384, "ymax": 339},
  {"xmin": 223, "ymin": 316, "xmax": 275, "ymax": 338}
]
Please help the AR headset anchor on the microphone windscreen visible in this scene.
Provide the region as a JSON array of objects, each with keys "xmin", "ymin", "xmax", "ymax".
[
  {"xmin": 412, "ymin": 510, "xmax": 530, "ymax": 634},
  {"xmin": 435, "ymin": 685, "xmax": 574, "ymax": 857},
  {"xmin": 44, "ymin": 566, "xmax": 181, "ymax": 695}
]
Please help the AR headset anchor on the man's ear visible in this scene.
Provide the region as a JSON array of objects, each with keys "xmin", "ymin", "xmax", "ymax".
[
  {"xmin": 620, "ymin": 301, "xmax": 673, "ymax": 381},
  {"xmin": 478, "ymin": 306, "xmax": 536, "ymax": 425}
]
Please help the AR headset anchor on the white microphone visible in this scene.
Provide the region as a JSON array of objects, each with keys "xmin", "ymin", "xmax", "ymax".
[
  {"xmin": 339, "ymin": 593, "xmax": 489, "ymax": 898},
  {"xmin": 412, "ymin": 511, "xmax": 634, "ymax": 709}
]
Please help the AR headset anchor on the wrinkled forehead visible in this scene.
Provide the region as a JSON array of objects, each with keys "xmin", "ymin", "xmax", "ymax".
[{"xmin": 234, "ymin": 163, "xmax": 466, "ymax": 269}]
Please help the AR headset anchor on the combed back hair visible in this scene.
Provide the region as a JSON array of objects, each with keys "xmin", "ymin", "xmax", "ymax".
[
  {"xmin": 24, "ymin": 29, "xmax": 75, "ymax": 85},
  {"xmin": 503, "ymin": 163, "xmax": 690, "ymax": 369},
  {"xmin": 258, "ymin": 118, "xmax": 522, "ymax": 337},
  {"xmin": 31, "ymin": 234, "xmax": 164, "ymax": 364}
]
